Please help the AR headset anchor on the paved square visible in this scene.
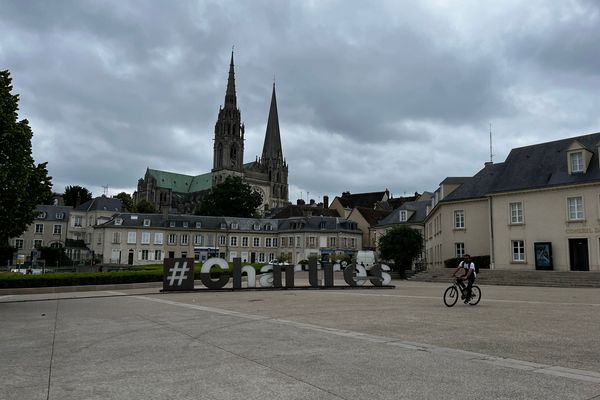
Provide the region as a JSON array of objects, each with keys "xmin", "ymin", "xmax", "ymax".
[{"xmin": 1, "ymin": 281, "xmax": 599, "ymax": 399}]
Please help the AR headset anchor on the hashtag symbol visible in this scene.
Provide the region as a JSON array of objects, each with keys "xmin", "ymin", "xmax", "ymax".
[{"xmin": 167, "ymin": 262, "xmax": 190, "ymax": 286}]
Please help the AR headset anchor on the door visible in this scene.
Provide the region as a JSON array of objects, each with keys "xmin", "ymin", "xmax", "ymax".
[
  {"xmin": 127, "ymin": 251, "xmax": 134, "ymax": 265},
  {"xmin": 569, "ymin": 238, "xmax": 589, "ymax": 271},
  {"xmin": 250, "ymin": 252, "xmax": 256, "ymax": 263}
]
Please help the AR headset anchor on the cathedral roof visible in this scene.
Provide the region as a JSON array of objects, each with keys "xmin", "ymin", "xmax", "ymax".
[
  {"xmin": 148, "ymin": 169, "xmax": 212, "ymax": 193},
  {"xmin": 261, "ymin": 84, "xmax": 283, "ymax": 162}
]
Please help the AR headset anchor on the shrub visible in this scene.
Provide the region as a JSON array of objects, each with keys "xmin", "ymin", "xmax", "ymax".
[{"xmin": 444, "ymin": 255, "xmax": 490, "ymax": 269}]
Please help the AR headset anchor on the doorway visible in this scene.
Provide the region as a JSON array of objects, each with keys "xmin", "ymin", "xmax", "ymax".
[
  {"xmin": 568, "ymin": 238, "xmax": 589, "ymax": 271},
  {"xmin": 128, "ymin": 251, "xmax": 134, "ymax": 265}
]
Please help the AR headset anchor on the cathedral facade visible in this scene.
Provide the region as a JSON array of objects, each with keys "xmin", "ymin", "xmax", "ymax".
[{"xmin": 134, "ymin": 52, "xmax": 289, "ymax": 214}]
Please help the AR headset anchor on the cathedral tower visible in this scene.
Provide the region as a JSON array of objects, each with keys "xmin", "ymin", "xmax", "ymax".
[
  {"xmin": 212, "ymin": 51, "xmax": 245, "ymax": 185},
  {"xmin": 258, "ymin": 83, "xmax": 289, "ymax": 207}
]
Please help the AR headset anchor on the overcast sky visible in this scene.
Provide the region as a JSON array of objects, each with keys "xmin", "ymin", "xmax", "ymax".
[{"xmin": 2, "ymin": 0, "xmax": 599, "ymax": 204}]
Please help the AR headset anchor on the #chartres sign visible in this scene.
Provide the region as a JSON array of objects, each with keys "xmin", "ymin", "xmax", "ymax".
[{"xmin": 163, "ymin": 257, "xmax": 393, "ymax": 292}]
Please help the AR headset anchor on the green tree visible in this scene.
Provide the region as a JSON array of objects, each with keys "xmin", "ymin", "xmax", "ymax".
[
  {"xmin": 135, "ymin": 198, "xmax": 156, "ymax": 213},
  {"xmin": 63, "ymin": 185, "xmax": 92, "ymax": 207},
  {"xmin": 114, "ymin": 192, "xmax": 134, "ymax": 211},
  {"xmin": 39, "ymin": 246, "xmax": 71, "ymax": 267},
  {"xmin": 0, "ymin": 70, "xmax": 53, "ymax": 249},
  {"xmin": 378, "ymin": 226, "xmax": 423, "ymax": 279},
  {"xmin": 197, "ymin": 176, "xmax": 262, "ymax": 217}
]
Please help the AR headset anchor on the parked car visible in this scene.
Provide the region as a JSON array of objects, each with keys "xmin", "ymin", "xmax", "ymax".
[{"xmin": 10, "ymin": 266, "xmax": 44, "ymax": 275}]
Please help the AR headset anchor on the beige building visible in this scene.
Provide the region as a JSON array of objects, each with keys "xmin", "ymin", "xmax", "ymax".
[
  {"xmin": 425, "ymin": 132, "xmax": 600, "ymax": 272},
  {"xmin": 94, "ymin": 214, "xmax": 362, "ymax": 266}
]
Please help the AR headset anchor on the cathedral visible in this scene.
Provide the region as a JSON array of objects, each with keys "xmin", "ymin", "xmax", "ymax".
[{"xmin": 134, "ymin": 52, "xmax": 289, "ymax": 214}]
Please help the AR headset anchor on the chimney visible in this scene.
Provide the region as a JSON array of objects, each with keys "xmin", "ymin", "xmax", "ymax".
[
  {"xmin": 484, "ymin": 161, "xmax": 493, "ymax": 167},
  {"xmin": 323, "ymin": 195, "xmax": 329, "ymax": 209}
]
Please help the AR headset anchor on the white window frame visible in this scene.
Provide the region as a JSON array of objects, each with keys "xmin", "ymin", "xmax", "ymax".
[
  {"xmin": 154, "ymin": 250, "xmax": 163, "ymax": 261},
  {"xmin": 241, "ymin": 237, "xmax": 249, "ymax": 247},
  {"xmin": 194, "ymin": 235, "xmax": 203, "ymax": 245},
  {"xmin": 143, "ymin": 219, "xmax": 151, "ymax": 227},
  {"xmin": 141, "ymin": 232, "xmax": 151, "ymax": 244},
  {"xmin": 154, "ymin": 233, "xmax": 163, "ymax": 245},
  {"xmin": 15, "ymin": 239, "xmax": 24, "ymax": 249},
  {"xmin": 35, "ymin": 223, "xmax": 44, "ymax": 234},
  {"xmin": 219, "ymin": 235, "xmax": 226, "ymax": 245},
  {"xmin": 265, "ymin": 238, "xmax": 272, "ymax": 247},
  {"xmin": 53, "ymin": 224, "xmax": 62, "ymax": 235},
  {"xmin": 399, "ymin": 210, "xmax": 407, "ymax": 222},
  {"xmin": 253, "ymin": 237, "xmax": 260, "ymax": 247},
  {"xmin": 509, "ymin": 202, "xmax": 523, "ymax": 224},
  {"xmin": 114, "ymin": 218, "xmax": 123, "ymax": 226},
  {"xmin": 230, "ymin": 236, "xmax": 238, "ymax": 246},
  {"xmin": 455, "ymin": 243, "xmax": 465, "ymax": 258},
  {"xmin": 169, "ymin": 221, "xmax": 176, "ymax": 228},
  {"xmin": 512, "ymin": 240, "xmax": 525, "ymax": 262},
  {"xmin": 168, "ymin": 234, "xmax": 177, "ymax": 245},
  {"xmin": 55, "ymin": 212, "xmax": 64, "ymax": 220},
  {"xmin": 112, "ymin": 232, "xmax": 121, "ymax": 244},
  {"xmin": 181, "ymin": 234, "xmax": 189, "ymax": 245},
  {"xmin": 454, "ymin": 210, "xmax": 465, "ymax": 229},
  {"xmin": 195, "ymin": 222, "xmax": 202, "ymax": 229},
  {"xmin": 567, "ymin": 196, "xmax": 584, "ymax": 221},
  {"xmin": 127, "ymin": 232, "xmax": 137, "ymax": 244},
  {"xmin": 33, "ymin": 239, "xmax": 43, "ymax": 248},
  {"xmin": 570, "ymin": 151, "xmax": 584, "ymax": 173}
]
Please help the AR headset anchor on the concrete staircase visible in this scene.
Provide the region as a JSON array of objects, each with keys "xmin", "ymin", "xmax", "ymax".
[{"xmin": 407, "ymin": 268, "xmax": 600, "ymax": 288}]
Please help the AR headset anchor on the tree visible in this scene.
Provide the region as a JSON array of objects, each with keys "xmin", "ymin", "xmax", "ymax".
[
  {"xmin": 114, "ymin": 192, "xmax": 134, "ymax": 211},
  {"xmin": 378, "ymin": 226, "xmax": 423, "ymax": 279},
  {"xmin": 0, "ymin": 70, "xmax": 53, "ymax": 249},
  {"xmin": 63, "ymin": 185, "xmax": 92, "ymax": 207},
  {"xmin": 135, "ymin": 198, "xmax": 156, "ymax": 213},
  {"xmin": 197, "ymin": 176, "xmax": 262, "ymax": 217}
]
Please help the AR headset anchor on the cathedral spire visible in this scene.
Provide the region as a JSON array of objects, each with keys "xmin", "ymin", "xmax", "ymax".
[
  {"xmin": 224, "ymin": 51, "xmax": 236, "ymax": 107},
  {"xmin": 261, "ymin": 83, "xmax": 283, "ymax": 162}
]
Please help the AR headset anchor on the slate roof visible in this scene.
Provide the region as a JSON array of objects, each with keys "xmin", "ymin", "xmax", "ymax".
[
  {"xmin": 353, "ymin": 207, "xmax": 391, "ymax": 225},
  {"xmin": 268, "ymin": 205, "xmax": 340, "ymax": 219},
  {"xmin": 376, "ymin": 200, "xmax": 430, "ymax": 227},
  {"xmin": 442, "ymin": 131, "xmax": 600, "ymax": 202},
  {"xmin": 147, "ymin": 169, "xmax": 212, "ymax": 193},
  {"xmin": 335, "ymin": 191, "xmax": 387, "ymax": 208},
  {"xmin": 75, "ymin": 196, "xmax": 122, "ymax": 212},
  {"xmin": 35, "ymin": 205, "xmax": 71, "ymax": 221}
]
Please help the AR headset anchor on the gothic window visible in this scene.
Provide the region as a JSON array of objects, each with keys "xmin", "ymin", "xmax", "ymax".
[
  {"xmin": 230, "ymin": 145, "xmax": 237, "ymax": 167},
  {"xmin": 217, "ymin": 143, "xmax": 223, "ymax": 168}
]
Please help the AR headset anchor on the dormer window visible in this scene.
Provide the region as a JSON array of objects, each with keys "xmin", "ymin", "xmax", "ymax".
[
  {"xmin": 319, "ymin": 221, "xmax": 326, "ymax": 229},
  {"xmin": 570, "ymin": 152, "xmax": 584, "ymax": 173},
  {"xmin": 55, "ymin": 212, "xmax": 64, "ymax": 220},
  {"xmin": 183, "ymin": 222, "xmax": 188, "ymax": 228},
  {"xmin": 37, "ymin": 211, "xmax": 47, "ymax": 219},
  {"xmin": 253, "ymin": 223, "xmax": 260, "ymax": 231},
  {"xmin": 169, "ymin": 221, "xmax": 176, "ymax": 228},
  {"xmin": 115, "ymin": 218, "xmax": 123, "ymax": 226},
  {"xmin": 195, "ymin": 222, "xmax": 202, "ymax": 229},
  {"xmin": 143, "ymin": 219, "xmax": 151, "ymax": 227},
  {"xmin": 400, "ymin": 210, "xmax": 407, "ymax": 222},
  {"xmin": 220, "ymin": 223, "xmax": 227, "ymax": 229},
  {"xmin": 264, "ymin": 224, "xmax": 272, "ymax": 231},
  {"xmin": 231, "ymin": 223, "xmax": 239, "ymax": 229}
]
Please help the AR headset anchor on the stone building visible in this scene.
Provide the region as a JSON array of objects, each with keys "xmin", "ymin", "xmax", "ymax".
[{"xmin": 134, "ymin": 52, "xmax": 289, "ymax": 214}]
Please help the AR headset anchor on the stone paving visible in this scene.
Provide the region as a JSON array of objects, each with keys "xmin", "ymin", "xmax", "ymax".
[{"xmin": 1, "ymin": 281, "xmax": 599, "ymax": 399}]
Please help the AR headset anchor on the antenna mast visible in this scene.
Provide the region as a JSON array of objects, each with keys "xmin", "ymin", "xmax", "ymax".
[
  {"xmin": 489, "ymin": 123, "xmax": 493, "ymax": 163},
  {"xmin": 102, "ymin": 185, "xmax": 109, "ymax": 196}
]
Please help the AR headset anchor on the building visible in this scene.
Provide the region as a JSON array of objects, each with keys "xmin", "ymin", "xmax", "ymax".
[
  {"xmin": 9, "ymin": 205, "xmax": 71, "ymax": 264},
  {"xmin": 425, "ymin": 131, "xmax": 600, "ymax": 272},
  {"xmin": 94, "ymin": 213, "xmax": 362, "ymax": 266},
  {"xmin": 330, "ymin": 190, "xmax": 390, "ymax": 219},
  {"xmin": 134, "ymin": 52, "xmax": 289, "ymax": 214}
]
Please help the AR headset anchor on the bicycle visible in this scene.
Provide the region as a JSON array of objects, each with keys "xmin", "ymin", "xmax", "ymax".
[{"xmin": 443, "ymin": 277, "xmax": 481, "ymax": 307}]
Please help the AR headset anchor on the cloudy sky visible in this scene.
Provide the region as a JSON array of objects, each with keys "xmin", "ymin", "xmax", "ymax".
[{"xmin": 2, "ymin": 0, "xmax": 599, "ymax": 204}]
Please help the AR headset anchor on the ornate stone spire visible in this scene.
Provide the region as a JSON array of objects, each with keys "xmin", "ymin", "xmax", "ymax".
[
  {"xmin": 224, "ymin": 51, "xmax": 236, "ymax": 107},
  {"xmin": 261, "ymin": 83, "xmax": 283, "ymax": 162}
]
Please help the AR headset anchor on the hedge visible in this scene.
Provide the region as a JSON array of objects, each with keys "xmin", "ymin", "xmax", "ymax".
[{"xmin": 444, "ymin": 255, "xmax": 490, "ymax": 269}]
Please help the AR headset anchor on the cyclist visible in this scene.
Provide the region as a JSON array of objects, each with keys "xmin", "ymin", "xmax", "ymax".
[{"xmin": 453, "ymin": 254, "xmax": 477, "ymax": 303}]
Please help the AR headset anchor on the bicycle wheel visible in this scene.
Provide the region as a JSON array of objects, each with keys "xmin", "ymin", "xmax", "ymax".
[
  {"xmin": 468, "ymin": 286, "xmax": 481, "ymax": 305},
  {"xmin": 443, "ymin": 286, "xmax": 459, "ymax": 307}
]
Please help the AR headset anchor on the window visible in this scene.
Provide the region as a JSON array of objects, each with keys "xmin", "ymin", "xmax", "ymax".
[
  {"xmin": 272, "ymin": 238, "xmax": 278, "ymax": 247},
  {"xmin": 194, "ymin": 235, "xmax": 203, "ymax": 245},
  {"xmin": 74, "ymin": 216, "xmax": 82, "ymax": 227},
  {"xmin": 181, "ymin": 251, "xmax": 187, "ymax": 258},
  {"xmin": 570, "ymin": 152, "xmax": 584, "ymax": 173},
  {"xmin": 37, "ymin": 211, "xmax": 46, "ymax": 219},
  {"xmin": 454, "ymin": 210, "xmax": 465, "ymax": 229},
  {"xmin": 168, "ymin": 234, "xmax": 177, "ymax": 245},
  {"xmin": 319, "ymin": 221, "xmax": 326, "ymax": 229},
  {"xmin": 127, "ymin": 232, "xmax": 137, "ymax": 244},
  {"xmin": 195, "ymin": 222, "xmax": 202, "ymax": 229},
  {"xmin": 97, "ymin": 234, "xmax": 102, "ymax": 245},
  {"xmin": 281, "ymin": 237, "xmax": 287, "ymax": 247},
  {"xmin": 181, "ymin": 234, "xmax": 189, "ymax": 245},
  {"xmin": 183, "ymin": 222, "xmax": 188, "ymax": 228},
  {"xmin": 34, "ymin": 239, "xmax": 43, "ymax": 248},
  {"xmin": 112, "ymin": 232, "xmax": 121, "ymax": 244},
  {"xmin": 400, "ymin": 210, "xmax": 407, "ymax": 222},
  {"xmin": 141, "ymin": 250, "xmax": 149, "ymax": 260},
  {"xmin": 265, "ymin": 238, "xmax": 272, "ymax": 247},
  {"xmin": 269, "ymin": 253, "xmax": 275, "ymax": 262},
  {"xmin": 115, "ymin": 218, "xmax": 123, "ymax": 226},
  {"xmin": 154, "ymin": 250, "xmax": 163, "ymax": 261},
  {"xmin": 350, "ymin": 238, "xmax": 356, "ymax": 249},
  {"xmin": 53, "ymin": 225, "xmax": 62, "ymax": 235},
  {"xmin": 329, "ymin": 237, "xmax": 336, "ymax": 248},
  {"xmin": 253, "ymin": 224, "xmax": 260, "ymax": 231},
  {"xmin": 264, "ymin": 224, "xmax": 272, "ymax": 231},
  {"xmin": 231, "ymin": 223, "xmax": 239, "ymax": 229},
  {"xmin": 35, "ymin": 224, "xmax": 44, "ymax": 234},
  {"xmin": 220, "ymin": 223, "xmax": 227, "ymax": 229},
  {"xmin": 455, "ymin": 243, "xmax": 465, "ymax": 258},
  {"xmin": 258, "ymin": 253, "xmax": 265, "ymax": 262},
  {"xmin": 141, "ymin": 232, "xmax": 151, "ymax": 244},
  {"xmin": 219, "ymin": 235, "xmax": 226, "ymax": 245},
  {"xmin": 567, "ymin": 196, "xmax": 584, "ymax": 220},
  {"xmin": 230, "ymin": 236, "xmax": 238, "ymax": 246},
  {"xmin": 296, "ymin": 236, "xmax": 301, "ymax": 247},
  {"xmin": 253, "ymin": 237, "xmax": 260, "ymax": 247},
  {"xmin": 512, "ymin": 240, "xmax": 525, "ymax": 262},
  {"xmin": 143, "ymin": 219, "xmax": 151, "ymax": 227},
  {"xmin": 510, "ymin": 202, "xmax": 523, "ymax": 224},
  {"xmin": 241, "ymin": 237, "xmax": 248, "ymax": 247},
  {"xmin": 154, "ymin": 233, "xmax": 163, "ymax": 245},
  {"xmin": 15, "ymin": 239, "xmax": 24, "ymax": 249},
  {"xmin": 55, "ymin": 212, "xmax": 64, "ymax": 220},
  {"xmin": 169, "ymin": 221, "xmax": 176, "ymax": 228}
]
